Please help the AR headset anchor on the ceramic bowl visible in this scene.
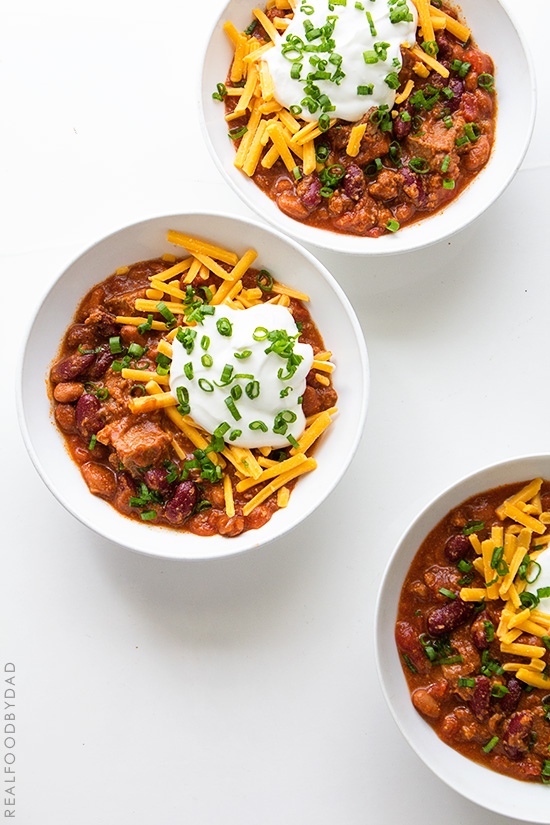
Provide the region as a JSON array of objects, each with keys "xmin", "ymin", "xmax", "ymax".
[
  {"xmin": 200, "ymin": 0, "xmax": 536, "ymax": 255},
  {"xmin": 375, "ymin": 454, "xmax": 550, "ymax": 821},
  {"xmin": 17, "ymin": 212, "xmax": 369, "ymax": 560}
]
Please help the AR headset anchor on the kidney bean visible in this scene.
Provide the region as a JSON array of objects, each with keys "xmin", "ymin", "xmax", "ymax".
[
  {"xmin": 53, "ymin": 382, "xmax": 84, "ymax": 403},
  {"xmin": 470, "ymin": 675, "xmax": 491, "ymax": 721},
  {"xmin": 447, "ymin": 78, "xmax": 465, "ymax": 113},
  {"xmin": 54, "ymin": 403, "xmax": 77, "ymax": 434},
  {"xmin": 165, "ymin": 481, "xmax": 197, "ymax": 524},
  {"xmin": 343, "ymin": 164, "xmax": 366, "ymax": 201},
  {"xmin": 444, "ymin": 533, "xmax": 471, "ymax": 563},
  {"xmin": 50, "ymin": 351, "xmax": 95, "ymax": 383},
  {"xmin": 87, "ymin": 345, "xmax": 115, "ymax": 379},
  {"xmin": 435, "ymin": 30, "xmax": 453, "ymax": 59},
  {"xmin": 499, "ymin": 678, "xmax": 523, "ymax": 716},
  {"xmin": 143, "ymin": 468, "xmax": 175, "ymax": 495},
  {"xmin": 393, "ymin": 112, "xmax": 412, "ymax": 140},
  {"xmin": 502, "ymin": 711, "xmax": 533, "ymax": 760},
  {"xmin": 471, "ymin": 613, "xmax": 490, "ymax": 650},
  {"xmin": 427, "ymin": 597, "xmax": 475, "ymax": 636},
  {"xmin": 298, "ymin": 174, "xmax": 322, "ymax": 209},
  {"xmin": 75, "ymin": 393, "xmax": 103, "ymax": 440}
]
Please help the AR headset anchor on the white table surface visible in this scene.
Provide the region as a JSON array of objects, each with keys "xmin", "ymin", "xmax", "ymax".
[{"xmin": 2, "ymin": 1, "xmax": 549, "ymax": 822}]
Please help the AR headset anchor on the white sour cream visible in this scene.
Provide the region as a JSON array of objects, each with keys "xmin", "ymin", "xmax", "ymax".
[
  {"xmin": 169, "ymin": 304, "xmax": 314, "ymax": 450},
  {"xmin": 265, "ymin": 0, "xmax": 417, "ymax": 123}
]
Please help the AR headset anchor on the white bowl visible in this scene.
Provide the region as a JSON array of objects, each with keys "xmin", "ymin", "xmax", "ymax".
[
  {"xmin": 375, "ymin": 454, "xmax": 550, "ymax": 821},
  {"xmin": 200, "ymin": 0, "xmax": 536, "ymax": 255},
  {"xmin": 17, "ymin": 212, "xmax": 369, "ymax": 561}
]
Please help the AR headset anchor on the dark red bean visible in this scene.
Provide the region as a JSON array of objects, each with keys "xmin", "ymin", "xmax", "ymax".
[
  {"xmin": 393, "ymin": 112, "xmax": 412, "ymax": 140},
  {"xmin": 50, "ymin": 351, "xmax": 95, "ymax": 383},
  {"xmin": 165, "ymin": 481, "xmax": 197, "ymax": 524},
  {"xmin": 435, "ymin": 30, "xmax": 453, "ymax": 59},
  {"xmin": 75, "ymin": 393, "xmax": 103, "ymax": 440},
  {"xmin": 447, "ymin": 78, "xmax": 465, "ymax": 113},
  {"xmin": 427, "ymin": 597, "xmax": 475, "ymax": 636},
  {"xmin": 500, "ymin": 678, "xmax": 523, "ymax": 716},
  {"xmin": 87, "ymin": 345, "xmax": 115, "ymax": 379},
  {"xmin": 502, "ymin": 711, "xmax": 533, "ymax": 760},
  {"xmin": 444, "ymin": 533, "xmax": 471, "ymax": 563},
  {"xmin": 470, "ymin": 675, "xmax": 491, "ymax": 721},
  {"xmin": 299, "ymin": 174, "xmax": 322, "ymax": 209},
  {"xmin": 343, "ymin": 164, "xmax": 366, "ymax": 201},
  {"xmin": 143, "ymin": 468, "xmax": 175, "ymax": 495},
  {"xmin": 471, "ymin": 613, "xmax": 490, "ymax": 650}
]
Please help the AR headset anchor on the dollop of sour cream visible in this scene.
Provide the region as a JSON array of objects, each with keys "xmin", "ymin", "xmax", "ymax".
[
  {"xmin": 169, "ymin": 304, "xmax": 314, "ymax": 450},
  {"xmin": 265, "ymin": 0, "xmax": 418, "ymax": 123}
]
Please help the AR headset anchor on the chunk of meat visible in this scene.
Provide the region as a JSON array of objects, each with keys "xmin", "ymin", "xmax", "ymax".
[
  {"xmin": 97, "ymin": 415, "xmax": 171, "ymax": 475},
  {"xmin": 368, "ymin": 169, "xmax": 401, "ymax": 202},
  {"xmin": 405, "ymin": 115, "xmax": 463, "ymax": 173}
]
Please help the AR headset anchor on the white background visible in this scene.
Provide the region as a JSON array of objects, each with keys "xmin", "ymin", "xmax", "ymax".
[{"xmin": 2, "ymin": 0, "xmax": 549, "ymax": 822}]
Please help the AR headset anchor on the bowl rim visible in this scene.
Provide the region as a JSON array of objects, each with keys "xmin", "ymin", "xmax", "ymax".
[
  {"xmin": 16, "ymin": 209, "xmax": 370, "ymax": 561},
  {"xmin": 199, "ymin": 0, "xmax": 538, "ymax": 257},
  {"xmin": 374, "ymin": 452, "xmax": 550, "ymax": 820}
]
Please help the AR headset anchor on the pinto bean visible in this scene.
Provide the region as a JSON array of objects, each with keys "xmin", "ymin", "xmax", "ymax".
[
  {"xmin": 165, "ymin": 481, "xmax": 197, "ymax": 524},
  {"xmin": 216, "ymin": 514, "xmax": 245, "ymax": 537},
  {"xmin": 444, "ymin": 533, "xmax": 472, "ymax": 563},
  {"xmin": 412, "ymin": 688, "xmax": 442, "ymax": 718},
  {"xmin": 80, "ymin": 462, "xmax": 117, "ymax": 499},
  {"xmin": 75, "ymin": 393, "xmax": 104, "ymax": 440},
  {"xmin": 276, "ymin": 191, "xmax": 310, "ymax": 220},
  {"xmin": 50, "ymin": 351, "xmax": 95, "ymax": 383},
  {"xmin": 54, "ymin": 404, "xmax": 77, "ymax": 434},
  {"xmin": 53, "ymin": 382, "xmax": 84, "ymax": 403},
  {"xmin": 462, "ymin": 136, "xmax": 491, "ymax": 172},
  {"xmin": 427, "ymin": 596, "xmax": 475, "ymax": 636},
  {"xmin": 412, "ymin": 680, "xmax": 448, "ymax": 718}
]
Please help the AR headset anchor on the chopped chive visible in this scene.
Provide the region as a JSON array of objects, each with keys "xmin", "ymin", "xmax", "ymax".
[{"xmin": 483, "ymin": 736, "xmax": 499, "ymax": 754}]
